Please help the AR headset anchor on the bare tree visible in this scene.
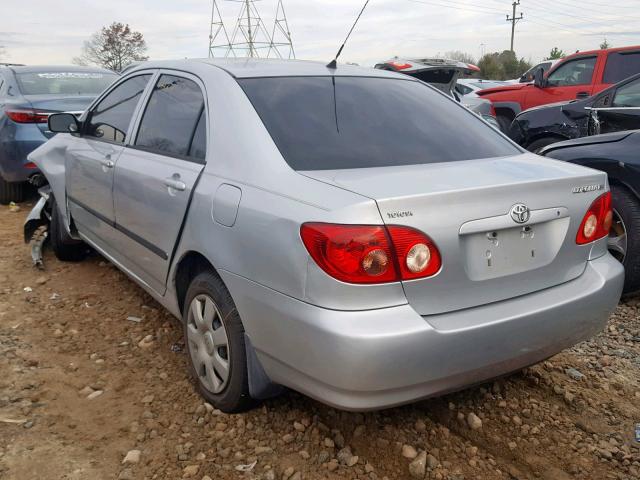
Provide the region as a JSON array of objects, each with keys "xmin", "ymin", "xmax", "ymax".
[
  {"xmin": 74, "ymin": 22, "xmax": 148, "ymax": 72},
  {"xmin": 445, "ymin": 50, "xmax": 476, "ymax": 65}
]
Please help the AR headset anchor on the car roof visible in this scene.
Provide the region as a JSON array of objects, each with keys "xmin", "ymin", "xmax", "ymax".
[
  {"xmin": 127, "ymin": 58, "xmax": 404, "ymax": 79},
  {"xmin": 7, "ymin": 65, "xmax": 116, "ymax": 74}
]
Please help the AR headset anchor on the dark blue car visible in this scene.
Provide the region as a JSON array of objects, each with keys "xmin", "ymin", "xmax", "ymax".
[{"xmin": 0, "ymin": 65, "xmax": 117, "ymax": 203}]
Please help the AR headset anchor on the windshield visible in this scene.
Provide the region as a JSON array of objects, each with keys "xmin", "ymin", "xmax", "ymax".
[
  {"xmin": 16, "ymin": 71, "xmax": 117, "ymax": 95},
  {"xmin": 239, "ymin": 76, "xmax": 520, "ymax": 171}
]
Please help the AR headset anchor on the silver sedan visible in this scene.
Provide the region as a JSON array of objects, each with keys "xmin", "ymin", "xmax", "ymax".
[{"xmin": 28, "ymin": 59, "xmax": 623, "ymax": 412}]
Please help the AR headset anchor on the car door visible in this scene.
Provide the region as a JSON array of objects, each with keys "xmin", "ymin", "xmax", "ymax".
[
  {"xmin": 594, "ymin": 77, "xmax": 640, "ymax": 134},
  {"xmin": 524, "ymin": 56, "xmax": 598, "ymax": 110},
  {"xmin": 112, "ymin": 72, "xmax": 207, "ymax": 294},
  {"xmin": 66, "ymin": 74, "xmax": 152, "ymax": 240}
]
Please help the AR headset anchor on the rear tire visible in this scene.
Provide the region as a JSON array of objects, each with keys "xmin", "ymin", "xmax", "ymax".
[
  {"xmin": 527, "ymin": 137, "xmax": 561, "ymax": 154},
  {"xmin": 50, "ymin": 198, "xmax": 87, "ymax": 262},
  {"xmin": 0, "ymin": 177, "xmax": 26, "ymax": 205},
  {"xmin": 610, "ymin": 185, "xmax": 640, "ymax": 294},
  {"xmin": 183, "ymin": 270, "xmax": 257, "ymax": 413}
]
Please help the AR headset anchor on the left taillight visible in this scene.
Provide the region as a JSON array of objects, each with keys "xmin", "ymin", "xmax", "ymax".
[
  {"xmin": 576, "ymin": 192, "xmax": 612, "ymax": 245},
  {"xmin": 300, "ymin": 223, "xmax": 441, "ymax": 284},
  {"xmin": 5, "ymin": 109, "xmax": 49, "ymax": 124}
]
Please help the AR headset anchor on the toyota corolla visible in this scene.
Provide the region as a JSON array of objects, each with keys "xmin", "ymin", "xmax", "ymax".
[{"xmin": 26, "ymin": 59, "xmax": 623, "ymax": 412}]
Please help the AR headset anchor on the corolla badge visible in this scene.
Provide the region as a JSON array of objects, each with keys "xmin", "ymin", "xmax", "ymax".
[{"xmin": 510, "ymin": 203, "xmax": 531, "ymax": 224}]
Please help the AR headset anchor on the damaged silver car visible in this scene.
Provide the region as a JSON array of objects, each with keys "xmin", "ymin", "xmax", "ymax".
[{"xmin": 25, "ymin": 59, "xmax": 623, "ymax": 412}]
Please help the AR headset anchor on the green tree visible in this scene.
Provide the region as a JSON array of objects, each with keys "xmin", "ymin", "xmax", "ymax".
[
  {"xmin": 445, "ymin": 50, "xmax": 477, "ymax": 65},
  {"xmin": 478, "ymin": 53, "xmax": 503, "ymax": 80},
  {"xmin": 546, "ymin": 47, "xmax": 565, "ymax": 60},
  {"xmin": 74, "ymin": 22, "xmax": 148, "ymax": 72},
  {"xmin": 479, "ymin": 50, "xmax": 532, "ymax": 80},
  {"xmin": 600, "ymin": 38, "xmax": 611, "ymax": 49}
]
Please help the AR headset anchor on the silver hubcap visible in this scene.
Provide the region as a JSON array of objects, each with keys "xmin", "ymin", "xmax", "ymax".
[
  {"xmin": 186, "ymin": 295, "xmax": 230, "ymax": 394},
  {"xmin": 608, "ymin": 209, "xmax": 627, "ymax": 263}
]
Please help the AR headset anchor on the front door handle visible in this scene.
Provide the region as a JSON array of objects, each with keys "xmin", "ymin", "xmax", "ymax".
[
  {"xmin": 576, "ymin": 91, "xmax": 589, "ymax": 99},
  {"xmin": 164, "ymin": 177, "xmax": 186, "ymax": 191}
]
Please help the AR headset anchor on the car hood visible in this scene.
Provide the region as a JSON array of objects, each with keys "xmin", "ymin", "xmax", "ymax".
[{"xmin": 540, "ymin": 131, "xmax": 635, "ymax": 155}]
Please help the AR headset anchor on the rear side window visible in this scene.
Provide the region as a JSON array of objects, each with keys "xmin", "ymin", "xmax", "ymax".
[
  {"xmin": 547, "ymin": 57, "xmax": 597, "ymax": 87},
  {"xmin": 135, "ymin": 74, "xmax": 206, "ymax": 161},
  {"xmin": 86, "ymin": 74, "xmax": 152, "ymax": 143},
  {"xmin": 603, "ymin": 52, "xmax": 640, "ymax": 84},
  {"xmin": 613, "ymin": 78, "xmax": 640, "ymax": 107},
  {"xmin": 239, "ymin": 76, "xmax": 519, "ymax": 171}
]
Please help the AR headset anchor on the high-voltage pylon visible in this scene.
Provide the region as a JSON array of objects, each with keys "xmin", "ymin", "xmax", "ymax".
[{"xmin": 208, "ymin": 0, "xmax": 295, "ymax": 59}]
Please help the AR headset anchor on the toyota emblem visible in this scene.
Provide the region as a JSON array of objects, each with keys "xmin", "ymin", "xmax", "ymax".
[{"xmin": 510, "ymin": 203, "xmax": 530, "ymax": 224}]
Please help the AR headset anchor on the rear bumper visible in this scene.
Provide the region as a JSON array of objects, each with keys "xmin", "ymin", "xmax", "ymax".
[
  {"xmin": 0, "ymin": 123, "xmax": 46, "ymax": 182},
  {"xmin": 222, "ymin": 254, "xmax": 623, "ymax": 411}
]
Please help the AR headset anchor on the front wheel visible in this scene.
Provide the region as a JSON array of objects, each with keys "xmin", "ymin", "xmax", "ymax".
[
  {"xmin": 50, "ymin": 198, "xmax": 87, "ymax": 262},
  {"xmin": 609, "ymin": 185, "xmax": 640, "ymax": 294},
  {"xmin": 183, "ymin": 271, "xmax": 256, "ymax": 413}
]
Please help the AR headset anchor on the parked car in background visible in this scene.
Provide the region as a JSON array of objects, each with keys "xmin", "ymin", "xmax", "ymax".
[
  {"xmin": 541, "ymin": 131, "xmax": 640, "ymax": 293},
  {"xmin": 25, "ymin": 59, "xmax": 623, "ymax": 412},
  {"xmin": 0, "ymin": 65, "xmax": 117, "ymax": 203},
  {"xmin": 476, "ymin": 46, "xmax": 640, "ymax": 132},
  {"xmin": 455, "ymin": 78, "xmax": 509, "ymax": 98},
  {"xmin": 510, "ymin": 73, "xmax": 640, "ymax": 151},
  {"xmin": 375, "ymin": 58, "xmax": 499, "ymax": 127},
  {"xmin": 505, "ymin": 59, "xmax": 562, "ymax": 84}
]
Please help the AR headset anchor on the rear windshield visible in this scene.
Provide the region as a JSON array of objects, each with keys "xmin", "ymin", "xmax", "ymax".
[
  {"xmin": 239, "ymin": 76, "xmax": 520, "ymax": 171},
  {"xmin": 16, "ymin": 71, "xmax": 117, "ymax": 95}
]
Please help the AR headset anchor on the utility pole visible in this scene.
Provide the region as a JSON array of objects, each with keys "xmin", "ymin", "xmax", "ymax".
[{"xmin": 506, "ymin": 1, "xmax": 523, "ymax": 52}]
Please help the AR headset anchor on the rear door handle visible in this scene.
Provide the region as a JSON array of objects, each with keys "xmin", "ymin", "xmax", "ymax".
[{"xmin": 164, "ymin": 177, "xmax": 186, "ymax": 191}]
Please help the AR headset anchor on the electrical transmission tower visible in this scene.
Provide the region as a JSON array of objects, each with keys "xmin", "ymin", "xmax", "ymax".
[
  {"xmin": 506, "ymin": 1, "xmax": 523, "ymax": 52},
  {"xmin": 208, "ymin": 0, "xmax": 295, "ymax": 59}
]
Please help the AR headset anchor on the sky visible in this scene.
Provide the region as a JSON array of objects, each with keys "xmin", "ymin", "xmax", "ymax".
[{"xmin": 1, "ymin": 0, "xmax": 639, "ymax": 68}]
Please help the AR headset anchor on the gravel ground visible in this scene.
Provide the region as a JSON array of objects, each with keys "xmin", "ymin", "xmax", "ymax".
[{"xmin": 0, "ymin": 203, "xmax": 639, "ymax": 480}]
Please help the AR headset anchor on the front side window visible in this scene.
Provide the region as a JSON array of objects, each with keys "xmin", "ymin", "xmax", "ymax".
[
  {"xmin": 603, "ymin": 52, "xmax": 640, "ymax": 84},
  {"xmin": 16, "ymin": 71, "xmax": 117, "ymax": 95},
  {"xmin": 86, "ymin": 74, "xmax": 152, "ymax": 143},
  {"xmin": 613, "ymin": 79, "xmax": 640, "ymax": 107},
  {"xmin": 547, "ymin": 57, "xmax": 597, "ymax": 87},
  {"xmin": 239, "ymin": 76, "xmax": 520, "ymax": 171},
  {"xmin": 135, "ymin": 74, "xmax": 206, "ymax": 161}
]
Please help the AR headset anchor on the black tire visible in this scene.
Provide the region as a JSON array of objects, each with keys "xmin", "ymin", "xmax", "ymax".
[
  {"xmin": 0, "ymin": 177, "xmax": 26, "ymax": 205},
  {"xmin": 610, "ymin": 185, "xmax": 640, "ymax": 294},
  {"xmin": 183, "ymin": 270, "xmax": 256, "ymax": 413},
  {"xmin": 496, "ymin": 115, "xmax": 512, "ymax": 134},
  {"xmin": 50, "ymin": 198, "xmax": 87, "ymax": 262},
  {"xmin": 526, "ymin": 137, "xmax": 561, "ymax": 154}
]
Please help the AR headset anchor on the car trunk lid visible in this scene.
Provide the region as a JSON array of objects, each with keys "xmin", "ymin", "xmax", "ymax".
[
  {"xmin": 24, "ymin": 94, "xmax": 93, "ymax": 138},
  {"xmin": 301, "ymin": 153, "xmax": 607, "ymax": 316}
]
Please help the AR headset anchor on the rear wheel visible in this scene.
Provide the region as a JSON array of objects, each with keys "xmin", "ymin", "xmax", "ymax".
[
  {"xmin": 0, "ymin": 177, "xmax": 26, "ymax": 205},
  {"xmin": 527, "ymin": 137, "xmax": 561, "ymax": 154},
  {"xmin": 50, "ymin": 198, "xmax": 87, "ymax": 262},
  {"xmin": 183, "ymin": 270, "xmax": 256, "ymax": 413},
  {"xmin": 609, "ymin": 185, "xmax": 640, "ymax": 294}
]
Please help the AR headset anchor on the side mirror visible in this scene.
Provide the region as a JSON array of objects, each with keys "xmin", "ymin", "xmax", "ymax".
[
  {"xmin": 48, "ymin": 113, "xmax": 79, "ymax": 134},
  {"xmin": 533, "ymin": 68, "xmax": 545, "ymax": 89}
]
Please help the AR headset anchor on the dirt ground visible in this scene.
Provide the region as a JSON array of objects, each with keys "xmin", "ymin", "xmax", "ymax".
[{"xmin": 0, "ymin": 202, "xmax": 639, "ymax": 480}]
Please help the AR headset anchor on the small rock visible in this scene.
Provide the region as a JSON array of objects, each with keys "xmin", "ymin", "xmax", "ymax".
[
  {"xmin": 426, "ymin": 454, "xmax": 439, "ymax": 469},
  {"xmin": 141, "ymin": 395, "xmax": 154, "ymax": 404},
  {"xmin": 467, "ymin": 412, "xmax": 482, "ymax": 430},
  {"xmin": 79, "ymin": 386, "xmax": 95, "ymax": 396},
  {"xmin": 182, "ymin": 465, "xmax": 199, "ymax": 478},
  {"xmin": 324, "ymin": 437, "xmax": 335, "ymax": 448},
  {"xmin": 138, "ymin": 335, "xmax": 154, "ymax": 349},
  {"xmin": 409, "ymin": 451, "xmax": 427, "ymax": 478},
  {"xmin": 87, "ymin": 390, "xmax": 103, "ymax": 400},
  {"xmin": 402, "ymin": 444, "xmax": 418, "ymax": 459},
  {"xmin": 35, "ymin": 276, "xmax": 48, "ymax": 285},
  {"xmin": 565, "ymin": 367, "xmax": 585, "ymax": 381},
  {"xmin": 122, "ymin": 450, "xmax": 141, "ymax": 465}
]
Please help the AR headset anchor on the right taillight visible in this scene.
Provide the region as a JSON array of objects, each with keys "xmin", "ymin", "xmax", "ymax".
[
  {"xmin": 300, "ymin": 223, "xmax": 441, "ymax": 284},
  {"xmin": 576, "ymin": 192, "xmax": 612, "ymax": 245}
]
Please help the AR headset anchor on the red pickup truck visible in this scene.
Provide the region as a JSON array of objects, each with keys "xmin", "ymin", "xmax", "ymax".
[{"xmin": 477, "ymin": 45, "xmax": 640, "ymax": 132}]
